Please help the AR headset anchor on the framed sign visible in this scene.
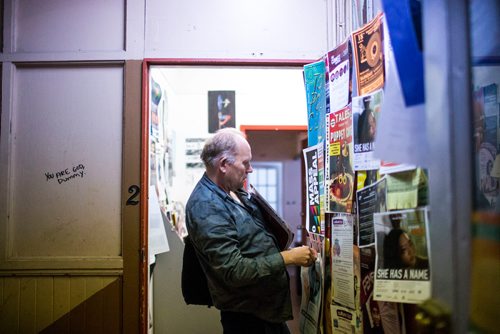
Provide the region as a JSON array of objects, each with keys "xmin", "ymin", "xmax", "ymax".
[{"xmin": 208, "ymin": 90, "xmax": 235, "ymax": 133}]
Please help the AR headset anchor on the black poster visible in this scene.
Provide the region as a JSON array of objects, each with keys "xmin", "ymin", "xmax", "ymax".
[
  {"xmin": 208, "ymin": 91, "xmax": 236, "ymax": 133},
  {"xmin": 356, "ymin": 178, "xmax": 387, "ymax": 246}
]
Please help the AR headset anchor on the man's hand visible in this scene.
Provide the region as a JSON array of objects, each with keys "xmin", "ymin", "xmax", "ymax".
[{"xmin": 280, "ymin": 246, "xmax": 318, "ymax": 267}]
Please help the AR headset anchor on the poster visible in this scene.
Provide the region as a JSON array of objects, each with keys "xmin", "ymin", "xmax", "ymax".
[
  {"xmin": 304, "ymin": 144, "xmax": 323, "ymax": 234},
  {"xmin": 208, "ymin": 91, "xmax": 235, "ymax": 133},
  {"xmin": 356, "ymin": 177, "xmax": 387, "ymax": 246},
  {"xmin": 373, "ymin": 208, "xmax": 431, "ymax": 304},
  {"xmin": 308, "ymin": 232, "xmax": 325, "ymax": 259},
  {"xmin": 483, "ymin": 84, "xmax": 498, "ymax": 150},
  {"xmin": 352, "ymin": 12, "xmax": 385, "ymax": 96},
  {"xmin": 318, "ymin": 141, "xmax": 326, "ymax": 235},
  {"xmin": 331, "ymin": 305, "xmax": 361, "ymax": 334},
  {"xmin": 148, "ymin": 185, "xmax": 170, "ymax": 265},
  {"xmin": 304, "ymin": 60, "xmax": 327, "ymax": 146},
  {"xmin": 150, "ymin": 78, "xmax": 162, "ymax": 141},
  {"xmin": 149, "ymin": 76, "xmax": 172, "ymax": 208},
  {"xmin": 323, "ymin": 219, "xmax": 333, "ymax": 334},
  {"xmin": 185, "ymin": 137, "xmax": 206, "ymax": 169},
  {"xmin": 352, "ymin": 89, "xmax": 384, "ymax": 170},
  {"xmin": 325, "ymin": 106, "xmax": 355, "ymax": 213},
  {"xmin": 300, "ymin": 254, "xmax": 324, "ymax": 334},
  {"xmin": 329, "ymin": 213, "xmax": 355, "ymax": 309},
  {"xmin": 359, "ymin": 246, "xmax": 377, "ymax": 333},
  {"xmin": 366, "ymin": 298, "xmax": 403, "ymax": 334},
  {"xmin": 327, "ymin": 38, "xmax": 352, "ymax": 113},
  {"xmin": 184, "ymin": 137, "xmax": 208, "ymax": 205},
  {"xmin": 384, "ymin": 168, "xmax": 428, "ymax": 210},
  {"xmin": 473, "ymin": 83, "xmax": 500, "ymax": 210}
]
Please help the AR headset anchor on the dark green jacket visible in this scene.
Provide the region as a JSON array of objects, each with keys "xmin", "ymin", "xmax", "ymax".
[{"xmin": 185, "ymin": 173, "xmax": 292, "ymax": 323}]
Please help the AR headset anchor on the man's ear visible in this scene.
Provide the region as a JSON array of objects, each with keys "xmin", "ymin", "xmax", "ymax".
[{"xmin": 219, "ymin": 157, "xmax": 228, "ymax": 173}]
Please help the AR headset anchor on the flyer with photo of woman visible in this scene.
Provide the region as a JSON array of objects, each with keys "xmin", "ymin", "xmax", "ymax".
[{"xmin": 373, "ymin": 208, "xmax": 431, "ymax": 304}]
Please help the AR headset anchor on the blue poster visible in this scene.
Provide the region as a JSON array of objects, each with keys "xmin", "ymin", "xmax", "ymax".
[{"xmin": 304, "ymin": 60, "xmax": 326, "ymax": 147}]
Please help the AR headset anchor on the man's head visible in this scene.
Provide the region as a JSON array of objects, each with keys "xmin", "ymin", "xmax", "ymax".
[{"xmin": 201, "ymin": 128, "xmax": 253, "ymax": 192}]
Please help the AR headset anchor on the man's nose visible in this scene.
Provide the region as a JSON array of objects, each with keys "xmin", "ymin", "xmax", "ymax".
[{"xmin": 247, "ymin": 164, "xmax": 253, "ymax": 173}]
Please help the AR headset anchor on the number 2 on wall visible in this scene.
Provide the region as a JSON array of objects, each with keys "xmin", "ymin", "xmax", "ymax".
[{"xmin": 126, "ymin": 185, "xmax": 140, "ymax": 205}]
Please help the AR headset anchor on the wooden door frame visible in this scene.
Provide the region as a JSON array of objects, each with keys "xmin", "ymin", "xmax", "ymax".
[{"xmin": 140, "ymin": 58, "xmax": 313, "ymax": 334}]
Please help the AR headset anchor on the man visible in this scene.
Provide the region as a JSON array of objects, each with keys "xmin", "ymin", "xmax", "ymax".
[{"xmin": 186, "ymin": 128, "xmax": 317, "ymax": 334}]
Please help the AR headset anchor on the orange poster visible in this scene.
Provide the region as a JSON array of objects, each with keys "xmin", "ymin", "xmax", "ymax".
[{"xmin": 352, "ymin": 12, "xmax": 385, "ymax": 96}]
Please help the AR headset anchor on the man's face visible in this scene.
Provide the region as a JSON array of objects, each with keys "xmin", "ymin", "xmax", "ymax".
[{"xmin": 225, "ymin": 139, "xmax": 253, "ymax": 191}]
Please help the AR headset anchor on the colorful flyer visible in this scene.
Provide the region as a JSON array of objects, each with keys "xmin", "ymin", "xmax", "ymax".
[
  {"xmin": 352, "ymin": 89, "xmax": 384, "ymax": 170},
  {"xmin": 304, "ymin": 60, "xmax": 327, "ymax": 147},
  {"xmin": 325, "ymin": 106, "xmax": 355, "ymax": 213},
  {"xmin": 327, "ymin": 38, "xmax": 352, "ymax": 113},
  {"xmin": 352, "ymin": 12, "xmax": 385, "ymax": 96},
  {"xmin": 304, "ymin": 144, "xmax": 323, "ymax": 234}
]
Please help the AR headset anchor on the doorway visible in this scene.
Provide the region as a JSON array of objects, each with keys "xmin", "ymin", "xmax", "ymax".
[
  {"xmin": 141, "ymin": 60, "xmax": 312, "ymax": 333},
  {"xmin": 242, "ymin": 126, "xmax": 307, "ymax": 333}
]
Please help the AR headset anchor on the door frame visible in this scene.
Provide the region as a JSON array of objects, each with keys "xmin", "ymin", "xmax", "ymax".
[{"xmin": 140, "ymin": 59, "xmax": 313, "ymax": 334}]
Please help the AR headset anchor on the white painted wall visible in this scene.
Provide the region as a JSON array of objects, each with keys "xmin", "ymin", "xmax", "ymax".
[{"xmin": 145, "ymin": 0, "xmax": 328, "ymax": 59}]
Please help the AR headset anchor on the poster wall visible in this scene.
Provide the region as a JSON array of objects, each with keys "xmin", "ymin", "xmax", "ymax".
[{"xmin": 301, "ymin": 8, "xmax": 433, "ymax": 334}]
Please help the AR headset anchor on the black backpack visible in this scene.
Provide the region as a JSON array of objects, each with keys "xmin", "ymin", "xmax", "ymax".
[{"xmin": 181, "ymin": 236, "xmax": 213, "ymax": 307}]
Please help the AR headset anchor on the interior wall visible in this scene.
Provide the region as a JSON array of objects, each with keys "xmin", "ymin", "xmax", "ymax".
[
  {"xmin": 145, "ymin": 0, "xmax": 328, "ymax": 59},
  {"xmin": 152, "ymin": 223, "xmax": 222, "ymax": 334},
  {"xmin": 0, "ymin": 1, "xmax": 145, "ymax": 333},
  {"xmin": 0, "ymin": 0, "xmax": 329, "ymax": 333}
]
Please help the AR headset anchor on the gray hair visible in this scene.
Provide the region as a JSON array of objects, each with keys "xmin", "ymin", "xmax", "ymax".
[{"xmin": 200, "ymin": 128, "xmax": 245, "ymax": 169}]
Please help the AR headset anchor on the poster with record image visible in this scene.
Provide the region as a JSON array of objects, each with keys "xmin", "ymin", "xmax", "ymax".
[{"xmin": 352, "ymin": 12, "xmax": 385, "ymax": 96}]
